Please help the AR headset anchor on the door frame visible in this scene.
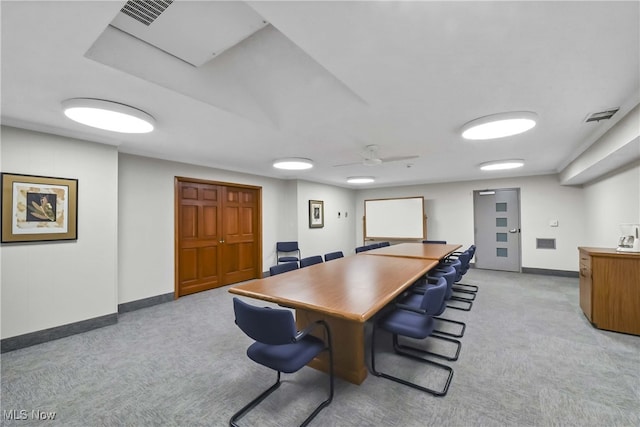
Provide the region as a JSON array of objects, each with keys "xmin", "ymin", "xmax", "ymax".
[
  {"xmin": 174, "ymin": 176, "xmax": 263, "ymax": 299},
  {"xmin": 473, "ymin": 187, "xmax": 522, "ymax": 272}
]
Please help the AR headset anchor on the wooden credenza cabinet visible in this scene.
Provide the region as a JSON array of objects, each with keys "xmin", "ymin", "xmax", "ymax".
[{"xmin": 578, "ymin": 247, "xmax": 640, "ymax": 336}]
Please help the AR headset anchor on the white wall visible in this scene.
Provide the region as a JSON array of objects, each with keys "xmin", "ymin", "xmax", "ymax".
[
  {"xmin": 582, "ymin": 161, "xmax": 640, "ymax": 247},
  {"xmin": 355, "ymin": 174, "xmax": 585, "ymax": 271},
  {"xmin": 118, "ymin": 154, "xmax": 291, "ymax": 304},
  {"xmin": 296, "ymin": 180, "xmax": 356, "ymax": 258},
  {"xmin": 1, "ymin": 126, "xmax": 118, "ymax": 339}
]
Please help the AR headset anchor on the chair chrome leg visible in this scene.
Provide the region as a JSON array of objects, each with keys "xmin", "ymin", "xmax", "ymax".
[
  {"xmin": 447, "ymin": 298, "xmax": 472, "ymax": 311},
  {"xmin": 230, "ymin": 372, "xmax": 282, "ymax": 427},
  {"xmin": 453, "ymin": 282, "xmax": 478, "ymax": 292},
  {"xmin": 300, "ymin": 326, "xmax": 334, "ymax": 427},
  {"xmin": 451, "ymin": 291, "xmax": 476, "ymax": 301},
  {"xmin": 433, "ymin": 316, "xmax": 466, "ymax": 338},
  {"xmin": 394, "ymin": 333, "xmax": 461, "ymax": 362},
  {"xmin": 370, "ymin": 326, "xmax": 454, "ymax": 396}
]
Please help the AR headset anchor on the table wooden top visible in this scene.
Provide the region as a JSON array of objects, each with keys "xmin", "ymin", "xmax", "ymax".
[
  {"xmin": 364, "ymin": 243, "xmax": 462, "ymax": 260},
  {"xmin": 579, "ymin": 247, "xmax": 640, "ymax": 259},
  {"xmin": 229, "ymin": 255, "xmax": 437, "ymax": 322}
]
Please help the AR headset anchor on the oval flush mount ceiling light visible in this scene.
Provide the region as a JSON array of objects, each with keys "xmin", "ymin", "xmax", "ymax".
[
  {"xmin": 461, "ymin": 111, "xmax": 537, "ymax": 140},
  {"xmin": 272, "ymin": 158, "xmax": 314, "ymax": 170},
  {"xmin": 479, "ymin": 159, "xmax": 525, "ymax": 171},
  {"xmin": 62, "ymin": 98, "xmax": 155, "ymax": 133},
  {"xmin": 347, "ymin": 176, "xmax": 375, "ymax": 184}
]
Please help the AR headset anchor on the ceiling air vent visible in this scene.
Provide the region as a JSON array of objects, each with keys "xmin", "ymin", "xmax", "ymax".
[
  {"xmin": 120, "ymin": 0, "xmax": 173, "ymax": 26},
  {"xmin": 585, "ymin": 108, "xmax": 619, "ymax": 123}
]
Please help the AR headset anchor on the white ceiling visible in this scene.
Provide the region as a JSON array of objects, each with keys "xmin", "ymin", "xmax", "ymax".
[{"xmin": 2, "ymin": 1, "xmax": 639, "ymax": 188}]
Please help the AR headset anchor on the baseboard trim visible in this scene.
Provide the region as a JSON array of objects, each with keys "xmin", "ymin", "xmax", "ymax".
[
  {"xmin": 521, "ymin": 267, "xmax": 579, "ymax": 278},
  {"xmin": 1, "ymin": 313, "xmax": 117, "ymax": 353},
  {"xmin": 1, "ymin": 293, "xmax": 176, "ymax": 353},
  {"xmin": 118, "ymin": 292, "xmax": 174, "ymax": 313}
]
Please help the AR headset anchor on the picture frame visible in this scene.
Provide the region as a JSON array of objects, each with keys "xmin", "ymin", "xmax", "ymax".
[
  {"xmin": 1, "ymin": 173, "xmax": 78, "ymax": 243},
  {"xmin": 309, "ymin": 200, "xmax": 324, "ymax": 228}
]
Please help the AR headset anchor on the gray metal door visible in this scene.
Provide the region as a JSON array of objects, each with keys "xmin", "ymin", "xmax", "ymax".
[{"xmin": 473, "ymin": 188, "xmax": 521, "ymax": 272}]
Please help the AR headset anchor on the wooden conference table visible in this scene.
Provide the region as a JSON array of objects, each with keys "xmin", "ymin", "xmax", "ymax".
[{"xmin": 228, "ymin": 243, "xmax": 460, "ymax": 384}]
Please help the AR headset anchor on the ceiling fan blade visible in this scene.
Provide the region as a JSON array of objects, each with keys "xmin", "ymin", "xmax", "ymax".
[
  {"xmin": 380, "ymin": 155, "xmax": 420, "ymax": 163},
  {"xmin": 332, "ymin": 161, "xmax": 364, "ymax": 167}
]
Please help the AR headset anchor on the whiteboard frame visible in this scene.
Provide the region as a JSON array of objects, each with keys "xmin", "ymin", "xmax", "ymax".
[{"xmin": 364, "ymin": 196, "xmax": 425, "ymax": 240}]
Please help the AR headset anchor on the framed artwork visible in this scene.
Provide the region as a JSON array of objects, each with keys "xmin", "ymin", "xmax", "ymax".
[
  {"xmin": 309, "ymin": 200, "xmax": 324, "ymax": 228},
  {"xmin": 1, "ymin": 173, "xmax": 78, "ymax": 243}
]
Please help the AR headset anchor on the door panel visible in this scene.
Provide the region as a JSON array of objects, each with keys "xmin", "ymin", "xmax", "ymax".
[
  {"xmin": 202, "ymin": 206, "xmax": 218, "ymax": 237},
  {"xmin": 473, "ymin": 189, "xmax": 521, "ymax": 272},
  {"xmin": 200, "ymin": 246, "xmax": 219, "ymax": 279},
  {"xmin": 222, "ymin": 188, "xmax": 258, "ymax": 284},
  {"xmin": 180, "ymin": 248, "xmax": 198, "ymax": 281},
  {"xmin": 177, "ymin": 182, "xmax": 222, "ymax": 296},
  {"xmin": 180, "ymin": 205, "xmax": 198, "ymax": 238}
]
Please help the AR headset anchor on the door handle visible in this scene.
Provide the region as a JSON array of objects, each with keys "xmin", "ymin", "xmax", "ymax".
[
  {"xmin": 219, "ymin": 239, "xmax": 225, "ymax": 243},
  {"xmin": 509, "ymin": 228, "xmax": 520, "ymax": 233}
]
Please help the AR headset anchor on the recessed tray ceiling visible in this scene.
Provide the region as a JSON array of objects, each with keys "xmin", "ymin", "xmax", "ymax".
[{"xmin": 110, "ymin": 0, "xmax": 268, "ymax": 67}]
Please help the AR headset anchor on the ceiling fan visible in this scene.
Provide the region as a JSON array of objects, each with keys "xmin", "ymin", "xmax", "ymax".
[{"xmin": 333, "ymin": 145, "xmax": 419, "ymax": 167}]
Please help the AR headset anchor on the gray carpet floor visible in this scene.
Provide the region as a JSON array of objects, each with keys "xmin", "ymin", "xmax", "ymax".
[{"xmin": 1, "ymin": 269, "xmax": 639, "ymax": 426}]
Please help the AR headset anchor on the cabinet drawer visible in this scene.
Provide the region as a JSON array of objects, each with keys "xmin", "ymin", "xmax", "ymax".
[
  {"xmin": 579, "ymin": 255, "xmax": 591, "ymax": 268},
  {"xmin": 579, "ymin": 254, "xmax": 591, "ymax": 277}
]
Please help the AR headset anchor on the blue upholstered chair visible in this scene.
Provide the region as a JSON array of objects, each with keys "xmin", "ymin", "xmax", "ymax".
[
  {"xmin": 370, "ymin": 278, "xmax": 454, "ymax": 396},
  {"xmin": 355, "ymin": 245, "xmax": 369, "ymax": 253},
  {"xmin": 422, "ymin": 240, "xmax": 447, "ymax": 244},
  {"xmin": 230, "ymin": 298, "xmax": 334, "ymax": 426},
  {"xmin": 276, "ymin": 241, "xmax": 300, "ymax": 265},
  {"xmin": 408, "ymin": 268, "xmax": 465, "ymax": 338},
  {"xmin": 450, "ymin": 245, "xmax": 478, "ymax": 293},
  {"xmin": 324, "ymin": 251, "xmax": 344, "ymax": 262},
  {"xmin": 300, "ymin": 255, "xmax": 323, "ymax": 268},
  {"xmin": 269, "ymin": 262, "xmax": 298, "ymax": 276},
  {"xmin": 438, "ymin": 256, "xmax": 473, "ymax": 311},
  {"xmin": 400, "ymin": 277, "xmax": 461, "ymax": 361},
  {"xmin": 379, "ymin": 241, "xmax": 391, "ymax": 247}
]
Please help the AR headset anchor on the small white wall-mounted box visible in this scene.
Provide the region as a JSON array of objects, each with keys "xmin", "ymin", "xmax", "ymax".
[{"xmin": 549, "ymin": 219, "xmax": 559, "ymax": 227}]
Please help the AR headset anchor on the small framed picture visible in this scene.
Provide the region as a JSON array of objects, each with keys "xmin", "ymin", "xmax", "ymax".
[
  {"xmin": 1, "ymin": 173, "xmax": 78, "ymax": 243},
  {"xmin": 309, "ymin": 200, "xmax": 324, "ymax": 228}
]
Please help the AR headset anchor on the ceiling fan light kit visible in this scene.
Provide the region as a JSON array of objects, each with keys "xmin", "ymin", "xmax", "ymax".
[
  {"xmin": 347, "ymin": 176, "xmax": 375, "ymax": 184},
  {"xmin": 479, "ymin": 159, "xmax": 525, "ymax": 171},
  {"xmin": 62, "ymin": 98, "xmax": 155, "ymax": 134},
  {"xmin": 272, "ymin": 158, "xmax": 314, "ymax": 170},
  {"xmin": 461, "ymin": 111, "xmax": 538, "ymax": 140}
]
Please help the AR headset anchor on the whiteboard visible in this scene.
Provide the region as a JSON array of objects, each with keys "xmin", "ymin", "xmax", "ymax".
[{"xmin": 364, "ymin": 197, "xmax": 425, "ymax": 239}]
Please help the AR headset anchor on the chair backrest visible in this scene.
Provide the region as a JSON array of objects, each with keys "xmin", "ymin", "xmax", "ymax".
[
  {"xmin": 269, "ymin": 262, "xmax": 299, "ymax": 276},
  {"xmin": 355, "ymin": 246, "xmax": 368, "ymax": 253},
  {"xmin": 379, "ymin": 242, "xmax": 391, "ymax": 247},
  {"xmin": 458, "ymin": 250, "xmax": 472, "ymax": 275},
  {"xmin": 367, "ymin": 243, "xmax": 381, "ymax": 250},
  {"xmin": 276, "ymin": 241, "xmax": 299, "ymax": 252},
  {"xmin": 233, "ymin": 298, "xmax": 297, "ymax": 345},
  {"xmin": 324, "ymin": 251, "xmax": 344, "ymax": 261},
  {"xmin": 429, "ymin": 265, "xmax": 457, "ymax": 300},
  {"xmin": 423, "ymin": 240, "xmax": 447, "ymax": 244},
  {"xmin": 439, "ymin": 257, "xmax": 462, "ymax": 282},
  {"xmin": 300, "ymin": 255, "xmax": 323, "ymax": 268},
  {"xmin": 418, "ymin": 277, "xmax": 447, "ymax": 315}
]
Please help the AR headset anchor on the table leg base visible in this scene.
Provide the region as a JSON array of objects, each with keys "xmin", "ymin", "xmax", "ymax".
[{"xmin": 296, "ymin": 309, "xmax": 367, "ymax": 385}]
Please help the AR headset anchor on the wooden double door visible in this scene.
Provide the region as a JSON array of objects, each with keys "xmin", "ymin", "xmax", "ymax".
[{"xmin": 175, "ymin": 178, "xmax": 262, "ymax": 297}]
